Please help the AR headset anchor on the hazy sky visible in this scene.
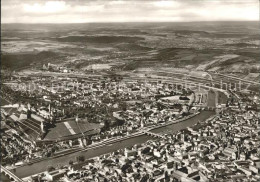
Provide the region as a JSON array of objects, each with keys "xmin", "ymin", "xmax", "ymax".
[{"xmin": 2, "ymin": 0, "xmax": 259, "ymax": 23}]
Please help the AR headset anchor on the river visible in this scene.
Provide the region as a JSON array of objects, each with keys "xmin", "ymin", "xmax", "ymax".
[
  {"xmin": 1, "ymin": 174, "xmax": 11, "ymax": 182},
  {"xmin": 1, "ymin": 97, "xmax": 11, "ymax": 106},
  {"xmin": 11, "ymin": 110, "xmax": 214, "ymax": 179}
]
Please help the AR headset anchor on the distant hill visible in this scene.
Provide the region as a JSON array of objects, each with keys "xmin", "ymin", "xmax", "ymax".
[
  {"xmin": 1, "ymin": 51, "xmax": 63, "ymax": 70},
  {"xmin": 1, "ymin": 22, "xmax": 259, "ymax": 74}
]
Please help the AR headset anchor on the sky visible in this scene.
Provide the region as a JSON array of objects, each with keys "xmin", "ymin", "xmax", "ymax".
[{"xmin": 1, "ymin": 0, "xmax": 259, "ymax": 23}]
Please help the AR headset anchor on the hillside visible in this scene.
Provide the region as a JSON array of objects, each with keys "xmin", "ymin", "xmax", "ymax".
[{"xmin": 1, "ymin": 22, "xmax": 259, "ymax": 74}]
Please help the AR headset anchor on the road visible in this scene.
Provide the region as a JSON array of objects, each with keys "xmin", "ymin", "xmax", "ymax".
[
  {"xmin": 214, "ymin": 73, "xmax": 259, "ymax": 85},
  {"xmin": 11, "ymin": 110, "xmax": 214, "ymax": 179}
]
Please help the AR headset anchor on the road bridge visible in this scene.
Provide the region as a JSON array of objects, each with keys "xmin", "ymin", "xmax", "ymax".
[{"xmin": 1, "ymin": 165, "xmax": 24, "ymax": 182}]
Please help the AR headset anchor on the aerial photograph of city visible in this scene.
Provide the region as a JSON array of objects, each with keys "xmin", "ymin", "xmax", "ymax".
[{"xmin": 1, "ymin": 0, "xmax": 259, "ymax": 181}]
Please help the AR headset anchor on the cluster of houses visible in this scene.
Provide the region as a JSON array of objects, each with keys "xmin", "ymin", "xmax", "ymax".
[
  {"xmin": 2, "ymin": 68, "xmax": 260, "ymax": 181},
  {"xmin": 1, "ymin": 130, "xmax": 35, "ymax": 166},
  {"xmin": 26, "ymin": 107, "xmax": 260, "ymax": 181},
  {"xmin": 42, "ymin": 63, "xmax": 73, "ymax": 73}
]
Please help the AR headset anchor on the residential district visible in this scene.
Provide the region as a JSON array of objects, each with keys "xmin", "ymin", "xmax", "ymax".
[{"xmin": 1, "ymin": 66, "xmax": 259, "ymax": 182}]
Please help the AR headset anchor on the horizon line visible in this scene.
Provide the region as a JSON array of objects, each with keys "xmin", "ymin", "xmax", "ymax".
[{"xmin": 2, "ymin": 20, "xmax": 259, "ymax": 25}]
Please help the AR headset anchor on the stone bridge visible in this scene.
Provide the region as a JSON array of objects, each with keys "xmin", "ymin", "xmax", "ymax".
[
  {"xmin": 204, "ymin": 107, "xmax": 216, "ymax": 111},
  {"xmin": 193, "ymin": 105, "xmax": 216, "ymax": 111},
  {"xmin": 143, "ymin": 131, "xmax": 166, "ymax": 139}
]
